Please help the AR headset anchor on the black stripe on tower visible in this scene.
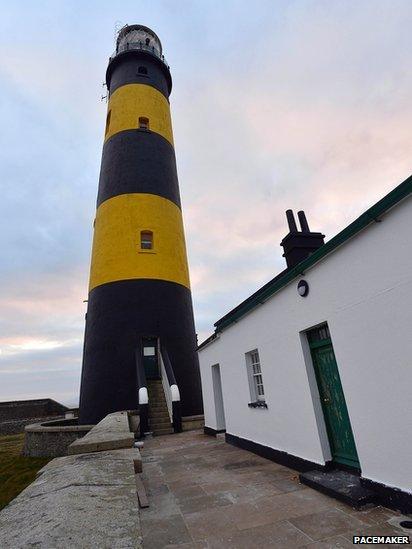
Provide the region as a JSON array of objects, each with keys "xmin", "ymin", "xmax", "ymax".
[
  {"xmin": 106, "ymin": 51, "xmax": 172, "ymax": 98},
  {"xmin": 97, "ymin": 130, "xmax": 181, "ymax": 208},
  {"xmin": 80, "ymin": 279, "xmax": 203, "ymax": 425}
]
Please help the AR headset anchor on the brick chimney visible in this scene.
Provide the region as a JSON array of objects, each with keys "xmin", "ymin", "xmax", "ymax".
[{"xmin": 280, "ymin": 210, "xmax": 325, "ymax": 269}]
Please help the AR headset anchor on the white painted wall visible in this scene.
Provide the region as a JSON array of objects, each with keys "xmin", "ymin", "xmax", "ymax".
[{"xmin": 199, "ymin": 195, "xmax": 412, "ymax": 494}]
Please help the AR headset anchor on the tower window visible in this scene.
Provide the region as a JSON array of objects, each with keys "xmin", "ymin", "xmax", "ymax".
[
  {"xmin": 105, "ymin": 110, "xmax": 111, "ymax": 136},
  {"xmin": 138, "ymin": 66, "xmax": 148, "ymax": 75},
  {"xmin": 138, "ymin": 117, "xmax": 150, "ymax": 130},
  {"xmin": 140, "ymin": 230, "xmax": 153, "ymax": 250}
]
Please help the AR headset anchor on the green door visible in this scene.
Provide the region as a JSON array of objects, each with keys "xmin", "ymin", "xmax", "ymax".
[
  {"xmin": 308, "ymin": 325, "xmax": 360, "ymax": 470},
  {"xmin": 142, "ymin": 337, "xmax": 159, "ymax": 379}
]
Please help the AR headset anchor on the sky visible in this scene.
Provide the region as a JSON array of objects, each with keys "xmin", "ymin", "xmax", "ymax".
[{"xmin": 0, "ymin": 0, "xmax": 411, "ymax": 406}]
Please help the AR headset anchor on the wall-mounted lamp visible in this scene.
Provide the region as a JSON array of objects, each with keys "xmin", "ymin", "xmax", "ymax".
[{"xmin": 297, "ymin": 279, "xmax": 309, "ymax": 297}]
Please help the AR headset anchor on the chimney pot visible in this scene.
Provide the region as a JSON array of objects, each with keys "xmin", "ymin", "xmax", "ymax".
[
  {"xmin": 297, "ymin": 210, "xmax": 310, "ymax": 232},
  {"xmin": 286, "ymin": 209, "xmax": 298, "ymax": 233}
]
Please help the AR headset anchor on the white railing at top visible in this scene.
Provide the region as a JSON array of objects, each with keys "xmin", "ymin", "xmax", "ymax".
[
  {"xmin": 110, "ymin": 42, "xmax": 169, "ymax": 68},
  {"xmin": 159, "ymin": 351, "xmax": 173, "ymax": 423}
]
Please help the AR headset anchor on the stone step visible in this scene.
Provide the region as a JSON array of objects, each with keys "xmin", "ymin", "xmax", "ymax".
[
  {"xmin": 150, "ymin": 418, "xmax": 171, "ymax": 427},
  {"xmin": 299, "ymin": 470, "xmax": 377, "ymax": 509},
  {"xmin": 148, "ymin": 391, "xmax": 166, "ymax": 398},
  {"xmin": 151, "ymin": 426, "xmax": 172, "ymax": 433},
  {"xmin": 149, "ymin": 408, "xmax": 169, "ymax": 414},
  {"xmin": 149, "ymin": 399, "xmax": 167, "ymax": 410},
  {"xmin": 149, "ymin": 410, "xmax": 170, "ymax": 418},
  {"xmin": 149, "ymin": 412, "xmax": 170, "ymax": 420},
  {"xmin": 149, "ymin": 417, "xmax": 170, "ymax": 430},
  {"xmin": 153, "ymin": 427, "xmax": 174, "ymax": 436}
]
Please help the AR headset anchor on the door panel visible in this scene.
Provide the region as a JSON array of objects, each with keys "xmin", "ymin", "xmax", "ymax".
[
  {"xmin": 142, "ymin": 337, "xmax": 159, "ymax": 379},
  {"xmin": 212, "ymin": 364, "xmax": 226, "ymax": 431},
  {"xmin": 309, "ymin": 328, "xmax": 360, "ymax": 469}
]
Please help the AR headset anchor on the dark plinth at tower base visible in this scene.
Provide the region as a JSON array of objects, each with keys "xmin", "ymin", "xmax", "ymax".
[{"xmin": 79, "ymin": 25, "xmax": 203, "ymax": 425}]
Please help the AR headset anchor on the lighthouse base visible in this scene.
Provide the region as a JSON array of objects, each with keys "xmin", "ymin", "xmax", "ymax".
[{"xmin": 79, "ymin": 278, "xmax": 203, "ymax": 425}]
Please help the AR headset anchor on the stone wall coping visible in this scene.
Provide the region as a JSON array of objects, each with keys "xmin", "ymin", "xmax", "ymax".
[
  {"xmin": 0, "ymin": 447, "xmax": 142, "ymax": 547},
  {"xmin": 68, "ymin": 411, "xmax": 136, "ymax": 455},
  {"xmin": 25, "ymin": 419, "xmax": 94, "ymax": 433}
]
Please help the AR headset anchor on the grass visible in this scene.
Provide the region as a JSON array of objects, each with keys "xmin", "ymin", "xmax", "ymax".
[{"xmin": 0, "ymin": 433, "xmax": 51, "ymax": 510}]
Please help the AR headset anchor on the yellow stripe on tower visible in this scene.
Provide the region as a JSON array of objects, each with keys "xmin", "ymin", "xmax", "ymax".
[
  {"xmin": 105, "ymin": 84, "xmax": 174, "ymax": 146},
  {"xmin": 89, "ymin": 193, "xmax": 190, "ymax": 291}
]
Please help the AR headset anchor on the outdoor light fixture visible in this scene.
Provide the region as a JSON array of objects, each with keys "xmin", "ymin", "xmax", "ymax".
[{"xmin": 297, "ymin": 279, "xmax": 309, "ymax": 297}]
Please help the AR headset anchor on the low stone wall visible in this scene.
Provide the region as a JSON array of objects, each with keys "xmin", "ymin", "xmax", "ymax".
[
  {"xmin": 68, "ymin": 411, "xmax": 135, "ymax": 455},
  {"xmin": 23, "ymin": 418, "xmax": 94, "ymax": 458},
  {"xmin": 0, "ymin": 447, "xmax": 143, "ymax": 548},
  {"xmin": 0, "ymin": 415, "xmax": 66, "ymax": 436},
  {"xmin": 0, "ymin": 399, "xmax": 70, "ymax": 435},
  {"xmin": 0, "ymin": 399, "xmax": 68, "ymax": 422},
  {"xmin": 0, "ymin": 411, "xmax": 143, "ymax": 548},
  {"xmin": 182, "ymin": 414, "xmax": 205, "ymax": 431}
]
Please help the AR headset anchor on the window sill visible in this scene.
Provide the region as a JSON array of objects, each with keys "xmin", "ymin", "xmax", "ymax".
[
  {"xmin": 138, "ymin": 250, "xmax": 156, "ymax": 254},
  {"xmin": 248, "ymin": 401, "xmax": 268, "ymax": 409}
]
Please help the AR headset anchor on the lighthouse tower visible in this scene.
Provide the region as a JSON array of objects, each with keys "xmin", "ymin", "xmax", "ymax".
[{"xmin": 79, "ymin": 25, "xmax": 203, "ymax": 426}]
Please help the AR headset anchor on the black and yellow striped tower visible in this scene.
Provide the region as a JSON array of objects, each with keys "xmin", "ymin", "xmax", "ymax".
[{"xmin": 79, "ymin": 25, "xmax": 203, "ymax": 425}]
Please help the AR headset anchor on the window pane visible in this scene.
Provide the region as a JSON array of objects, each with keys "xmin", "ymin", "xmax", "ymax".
[
  {"xmin": 139, "ymin": 116, "xmax": 149, "ymax": 129},
  {"xmin": 141, "ymin": 231, "xmax": 153, "ymax": 250},
  {"xmin": 307, "ymin": 324, "xmax": 330, "ymax": 344},
  {"xmin": 247, "ymin": 349, "xmax": 265, "ymax": 402},
  {"xmin": 143, "ymin": 346, "xmax": 155, "ymax": 356}
]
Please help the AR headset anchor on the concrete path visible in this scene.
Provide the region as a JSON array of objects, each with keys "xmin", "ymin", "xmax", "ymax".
[{"xmin": 140, "ymin": 430, "xmax": 407, "ymax": 548}]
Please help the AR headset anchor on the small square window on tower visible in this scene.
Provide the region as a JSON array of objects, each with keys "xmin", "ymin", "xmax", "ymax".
[
  {"xmin": 245, "ymin": 349, "xmax": 265, "ymax": 403},
  {"xmin": 138, "ymin": 66, "xmax": 148, "ymax": 75},
  {"xmin": 138, "ymin": 116, "xmax": 150, "ymax": 130},
  {"xmin": 140, "ymin": 230, "xmax": 153, "ymax": 250}
]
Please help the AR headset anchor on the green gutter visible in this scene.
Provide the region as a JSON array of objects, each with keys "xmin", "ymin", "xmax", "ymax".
[{"xmin": 214, "ymin": 174, "xmax": 412, "ymax": 333}]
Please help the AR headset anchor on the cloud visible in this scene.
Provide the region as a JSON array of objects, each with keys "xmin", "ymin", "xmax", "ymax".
[{"xmin": 1, "ymin": 0, "xmax": 411, "ymax": 402}]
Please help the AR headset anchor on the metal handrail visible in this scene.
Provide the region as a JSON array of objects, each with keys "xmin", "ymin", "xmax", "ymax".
[
  {"xmin": 160, "ymin": 345, "xmax": 178, "ymax": 388},
  {"xmin": 160, "ymin": 345, "xmax": 182, "ymax": 432},
  {"xmin": 135, "ymin": 344, "xmax": 149, "ymax": 435},
  {"xmin": 110, "ymin": 42, "xmax": 169, "ymax": 68},
  {"xmin": 159, "ymin": 352, "xmax": 173, "ymax": 423}
]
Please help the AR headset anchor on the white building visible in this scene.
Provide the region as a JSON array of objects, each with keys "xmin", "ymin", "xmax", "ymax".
[{"xmin": 198, "ymin": 175, "xmax": 412, "ymax": 513}]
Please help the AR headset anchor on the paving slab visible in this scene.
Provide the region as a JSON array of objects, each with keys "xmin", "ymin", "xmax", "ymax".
[
  {"xmin": 288, "ymin": 507, "xmax": 370, "ymax": 540},
  {"xmin": 139, "ymin": 429, "xmax": 405, "ymax": 548}
]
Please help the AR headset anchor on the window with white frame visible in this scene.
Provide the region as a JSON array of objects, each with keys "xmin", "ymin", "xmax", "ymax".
[{"xmin": 246, "ymin": 349, "xmax": 265, "ymax": 402}]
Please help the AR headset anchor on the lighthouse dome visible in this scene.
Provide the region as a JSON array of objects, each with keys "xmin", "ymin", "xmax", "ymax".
[{"xmin": 116, "ymin": 25, "xmax": 163, "ymax": 58}]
